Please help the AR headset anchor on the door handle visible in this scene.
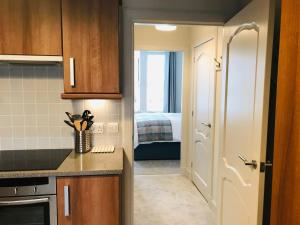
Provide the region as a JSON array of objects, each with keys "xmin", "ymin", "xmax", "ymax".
[
  {"xmin": 201, "ymin": 122, "xmax": 211, "ymax": 128},
  {"xmin": 238, "ymin": 154, "xmax": 257, "ymax": 169},
  {"xmin": 0, "ymin": 197, "xmax": 49, "ymax": 206},
  {"xmin": 260, "ymin": 161, "xmax": 273, "ymax": 172},
  {"xmin": 69, "ymin": 57, "xmax": 75, "ymax": 87},
  {"xmin": 64, "ymin": 186, "xmax": 70, "ymax": 217}
]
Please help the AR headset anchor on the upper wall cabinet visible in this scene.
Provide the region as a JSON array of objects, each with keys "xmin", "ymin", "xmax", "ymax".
[
  {"xmin": 0, "ymin": 0, "xmax": 62, "ymax": 56},
  {"xmin": 61, "ymin": 0, "xmax": 121, "ymax": 99}
]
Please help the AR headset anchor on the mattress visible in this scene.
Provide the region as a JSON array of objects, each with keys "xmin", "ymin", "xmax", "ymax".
[{"xmin": 134, "ymin": 113, "xmax": 182, "ymax": 148}]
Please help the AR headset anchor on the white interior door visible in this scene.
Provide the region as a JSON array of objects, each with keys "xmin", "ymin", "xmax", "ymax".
[
  {"xmin": 192, "ymin": 38, "xmax": 216, "ymax": 201},
  {"xmin": 218, "ymin": 0, "xmax": 274, "ymax": 225}
]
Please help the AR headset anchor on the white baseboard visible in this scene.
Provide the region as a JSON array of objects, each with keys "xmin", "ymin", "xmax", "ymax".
[
  {"xmin": 182, "ymin": 167, "xmax": 217, "ymax": 224},
  {"xmin": 209, "ymin": 199, "xmax": 217, "ymax": 213},
  {"xmin": 208, "ymin": 199, "xmax": 218, "ymax": 224},
  {"xmin": 181, "ymin": 167, "xmax": 192, "ymax": 179}
]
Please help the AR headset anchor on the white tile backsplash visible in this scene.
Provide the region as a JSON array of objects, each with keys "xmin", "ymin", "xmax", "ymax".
[{"xmin": 0, "ymin": 64, "xmax": 121, "ymax": 150}]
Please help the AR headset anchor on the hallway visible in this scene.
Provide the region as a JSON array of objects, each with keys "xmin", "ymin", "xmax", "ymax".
[{"xmin": 134, "ymin": 174, "xmax": 215, "ymax": 225}]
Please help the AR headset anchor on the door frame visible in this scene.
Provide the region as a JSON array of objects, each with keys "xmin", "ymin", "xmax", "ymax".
[
  {"xmin": 122, "ymin": 14, "xmax": 223, "ymax": 225},
  {"xmin": 270, "ymin": 0, "xmax": 300, "ymax": 224},
  {"xmin": 121, "ymin": 4, "xmax": 278, "ymax": 225}
]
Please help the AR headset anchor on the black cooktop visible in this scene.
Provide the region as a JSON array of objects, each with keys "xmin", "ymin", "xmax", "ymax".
[{"xmin": 0, "ymin": 149, "xmax": 73, "ymax": 171}]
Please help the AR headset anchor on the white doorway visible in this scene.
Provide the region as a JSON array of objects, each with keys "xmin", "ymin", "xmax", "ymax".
[
  {"xmin": 133, "ymin": 23, "xmax": 217, "ymax": 225},
  {"xmin": 130, "ymin": 0, "xmax": 275, "ymax": 223},
  {"xmin": 192, "ymin": 37, "xmax": 217, "ymax": 202}
]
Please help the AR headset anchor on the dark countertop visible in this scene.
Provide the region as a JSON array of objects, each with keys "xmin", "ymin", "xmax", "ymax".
[{"xmin": 0, "ymin": 148, "xmax": 123, "ymax": 179}]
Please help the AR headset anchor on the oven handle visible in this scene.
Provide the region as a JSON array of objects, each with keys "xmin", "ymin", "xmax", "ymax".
[{"xmin": 0, "ymin": 197, "xmax": 49, "ymax": 206}]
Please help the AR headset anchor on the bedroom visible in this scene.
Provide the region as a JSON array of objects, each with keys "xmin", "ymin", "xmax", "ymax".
[
  {"xmin": 133, "ymin": 34, "xmax": 183, "ymax": 171},
  {"xmin": 133, "ymin": 24, "xmax": 186, "ymax": 175},
  {"xmin": 133, "ymin": 23, "xmax": 222, "ymax": 224}
]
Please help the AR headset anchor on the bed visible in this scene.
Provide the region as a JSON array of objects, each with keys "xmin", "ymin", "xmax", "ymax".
[{"xmin": 134, "ymin": 113, "xmax": 181, "ymax": 160}]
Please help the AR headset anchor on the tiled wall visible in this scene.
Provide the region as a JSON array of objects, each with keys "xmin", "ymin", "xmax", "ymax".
[
  {"xmin": 0, "ymin": 63, "xmax": 121, "ymax": 150},
  {"xmin": 75, "ymin": 100, "xmax": 122, "ymax": 147}
]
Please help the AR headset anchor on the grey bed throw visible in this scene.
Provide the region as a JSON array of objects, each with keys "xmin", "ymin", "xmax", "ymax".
[{"xmin": 136, "ymin": 113, "xmax": 173, "ymax": 143}]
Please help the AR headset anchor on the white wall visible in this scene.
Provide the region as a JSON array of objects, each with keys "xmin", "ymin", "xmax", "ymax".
[
  {"xmin": 134, "ymin": 25, "xmax": 190, "ymax": 50},
  {"xmin": 134, "ymin": 25, "xmax": 191, "ymax": 173}
]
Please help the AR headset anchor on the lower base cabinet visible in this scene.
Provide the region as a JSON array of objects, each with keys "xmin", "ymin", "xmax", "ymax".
[{"xmin": 57, "ymin": 175, "xmax": 120, "ymax": 225}]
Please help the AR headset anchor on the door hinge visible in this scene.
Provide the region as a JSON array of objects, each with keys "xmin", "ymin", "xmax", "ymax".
[
  {"xmin": 191, "ymin": 162, "xmax": 193, "ymax": 168},
  {"xmin": 192, "ymin": 110, "xmax": 194, "ymax": 117},
  {"xmin": 214, "ymin": 57, "xmax": 222, "ymax": 71},
  {"xmin": 260, "ymin": 161, "xmax": 273, "ymax": 172}
]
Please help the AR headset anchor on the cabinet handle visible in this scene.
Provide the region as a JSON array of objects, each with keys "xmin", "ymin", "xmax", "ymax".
[
  {"xmin": 0, "ymin": 197, "xmax": 49, "ymax": 206},
  {"xmin": 70, "ymin": 58, "xmax": 75, "ymax": 87},
  {"xmin": 64, "ymin": 186, "xmax": 70, "ymax": 217}
]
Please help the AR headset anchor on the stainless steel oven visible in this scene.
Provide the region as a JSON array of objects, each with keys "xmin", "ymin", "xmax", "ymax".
[{"xmin": 0, "ymin": 177, "xmax": 57, "ymax": 225}]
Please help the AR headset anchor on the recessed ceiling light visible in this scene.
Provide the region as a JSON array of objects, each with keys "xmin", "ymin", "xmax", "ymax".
[{"xmin": 155, "ymin": 24, "xmax": 177, "ymax": 32}]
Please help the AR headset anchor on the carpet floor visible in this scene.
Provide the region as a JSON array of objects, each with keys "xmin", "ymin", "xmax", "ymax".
[
  {"xmin": 134, "ymin": 160, "xmax": 181, "ymax": 175},
  {"xmin": 134, "ymin": 174, "xmax": 215, "ymax": 225}
]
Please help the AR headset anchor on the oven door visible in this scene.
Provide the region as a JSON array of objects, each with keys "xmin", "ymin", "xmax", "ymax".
[{"xmin": 0, "ymin": 195, "xmax": 57, "ymax": 225}]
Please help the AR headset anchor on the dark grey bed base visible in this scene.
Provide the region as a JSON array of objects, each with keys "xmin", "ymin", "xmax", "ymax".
[{"xmin": 134, "ymin": 142, "xmax": 181, "ymax": 161}]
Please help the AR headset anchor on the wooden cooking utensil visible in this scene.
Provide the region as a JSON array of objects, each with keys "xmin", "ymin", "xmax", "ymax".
[
  {"xmin": 74, "ymin": 120, "xmax": 82, "ymax": 132},
  {"xmin": 81, "ymin": 121, "xmax": 88, "ymax": 131}
]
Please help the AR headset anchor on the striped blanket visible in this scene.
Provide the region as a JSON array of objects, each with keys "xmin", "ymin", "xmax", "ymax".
[{"xmin": 136, "ymin": 113, "xmax": 173, "ymax": 143}]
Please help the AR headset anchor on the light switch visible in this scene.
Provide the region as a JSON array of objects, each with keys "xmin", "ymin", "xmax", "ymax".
[
  {"xmin": 107, "ymin": 122, "xmax": 119, "ymax": 133},
  {"xmin": 91, "ymin": 123, "xmax": 104, "ymax": 134}
]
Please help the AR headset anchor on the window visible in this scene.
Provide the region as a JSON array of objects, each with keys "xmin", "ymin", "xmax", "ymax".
[
  {"xmin": 146, "ymin": 54, "xmax": 167, "ymax": 112},
  {"xmin": 134, "ymin": 51, "xmax": 183, "ymax": 113},
  {"xmin": 134, "ymin": 51, "xmax": 169, "ymax": 112},
  {"xmin": 134, "ymin": 51, "xmax": 141, "ymax": 112}
]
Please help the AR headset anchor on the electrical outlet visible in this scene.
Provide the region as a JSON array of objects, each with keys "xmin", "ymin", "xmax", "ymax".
[
  {"xmin": 107, "ymin": 122, "xmax": 119, "ymax": 133},
  {"xmin": 91, "ymin": 123, "xmax": 104, "ymax": 134}
]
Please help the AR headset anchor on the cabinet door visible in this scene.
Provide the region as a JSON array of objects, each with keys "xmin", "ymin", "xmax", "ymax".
[
  {"xmin": 57, "ymin": 176, "xmax": 120, "ymax": 225},
  {"xmin": 0, "ymin": 0, "xmax": 62, "ymax": 55},
  {"xmin": 62, "ymin": 0, "xmax": 120, "ymax": 94}
]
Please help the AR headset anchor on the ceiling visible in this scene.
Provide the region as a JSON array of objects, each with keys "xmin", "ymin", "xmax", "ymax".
[{"xmin": 122, "ymin": 0, "xmax": 252, "ymax": 22}]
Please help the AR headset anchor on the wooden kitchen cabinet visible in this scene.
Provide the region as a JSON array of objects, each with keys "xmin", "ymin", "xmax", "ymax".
[
  {"xmin": 0, "ymin": 0, "xmax": 62, "ymax": 55},
  {"xmin": 57, "ymin": 175, "xmax": 120, "ymax": 225},
  {"xmin": 61, "ymin": 0, "xmax": 121, "ymax": 99}
]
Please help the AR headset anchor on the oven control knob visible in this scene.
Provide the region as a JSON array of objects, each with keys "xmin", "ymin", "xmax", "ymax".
[
  {"xmin": 33, "ymin": 186, "xmax": 37, "ymax": 193},
  {"xmin": 14, "ymin": 187, "xmax": 18, "ymax": 195}
]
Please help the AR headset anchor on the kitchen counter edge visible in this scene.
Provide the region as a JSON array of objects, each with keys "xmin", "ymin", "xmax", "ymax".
[{"xmin": 0, "ymin": 148, "xmax": 123, "ymax": 179}]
